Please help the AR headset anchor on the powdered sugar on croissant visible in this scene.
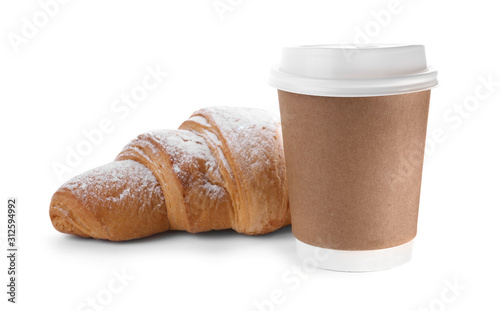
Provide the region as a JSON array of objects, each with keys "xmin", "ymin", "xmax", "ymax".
[{"xmin": 50, "ymin": 107, "xmax": 290, "ymax": 241}]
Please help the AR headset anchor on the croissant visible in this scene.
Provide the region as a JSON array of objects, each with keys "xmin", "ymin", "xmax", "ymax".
[{"xmin": 49, "ymin": 107, "xmax": 290, "ymax": 241}]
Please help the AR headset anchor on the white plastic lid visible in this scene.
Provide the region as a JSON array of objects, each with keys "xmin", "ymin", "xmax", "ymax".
[
  {"xmin": 269, "ymin": 44, "xmax": 438, "ymax": 97},
  {"xmin": 296, "ymin": 238, "xmax": 414, "ymax": 272}
]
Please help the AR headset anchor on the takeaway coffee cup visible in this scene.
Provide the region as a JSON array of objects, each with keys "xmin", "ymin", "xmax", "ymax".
[{"xmin": 269, "ymin": 45, "xmax": 438, "ymax": 272}]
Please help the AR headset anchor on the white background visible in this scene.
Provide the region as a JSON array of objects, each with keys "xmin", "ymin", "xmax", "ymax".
[{"xmin": 1, "ymin": 0, "xmax": 499, "ymax": 310}]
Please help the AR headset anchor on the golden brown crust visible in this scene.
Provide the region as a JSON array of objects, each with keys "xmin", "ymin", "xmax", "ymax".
[
  {"xmin": 180, "ymin": 107, "xmax": 290, "ymax": 234},
  {"xmin": 116, "ymin": 129, "xmax": 233, "ymax": 233},
  {"xmin": 49, "ymin": 160, "xmax": 168, "ymax": 241},
  {"xmin": 50, "ymin": 107, "xmax": 290, "ymax": 241}
]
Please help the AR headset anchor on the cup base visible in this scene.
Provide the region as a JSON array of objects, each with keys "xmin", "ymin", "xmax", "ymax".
[{"xmin": 296, "ymin": 238, "xmax": 414, "ymax": 272}]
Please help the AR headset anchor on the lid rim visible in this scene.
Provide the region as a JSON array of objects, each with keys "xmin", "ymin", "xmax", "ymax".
[
  {"xmin": 270, "ymin": 44, "xmax": 438, "ymax": 97},
  {"xmin": 269, "ymin": 65, "xmax": 438, "ymax": 97}
]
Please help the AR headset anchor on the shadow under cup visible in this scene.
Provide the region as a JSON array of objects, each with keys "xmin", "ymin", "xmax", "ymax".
[{"xmin": 270, "ymin": 45, "xmax": 438, "ymax": 271}]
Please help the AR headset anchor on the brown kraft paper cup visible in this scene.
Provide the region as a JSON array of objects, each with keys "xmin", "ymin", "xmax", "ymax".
[{"xmin": 278, "ymin": 89, "xmax": 431, "ymax": 251}]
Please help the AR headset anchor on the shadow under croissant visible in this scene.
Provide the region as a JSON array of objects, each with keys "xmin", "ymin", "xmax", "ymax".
[
  {"xmin": 50, "ymin": 225, "xmax": 294, "ymax": 259},
  {"xmin": 64, "ymin": 225, "xmax": 292, "ymax": 243}
]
